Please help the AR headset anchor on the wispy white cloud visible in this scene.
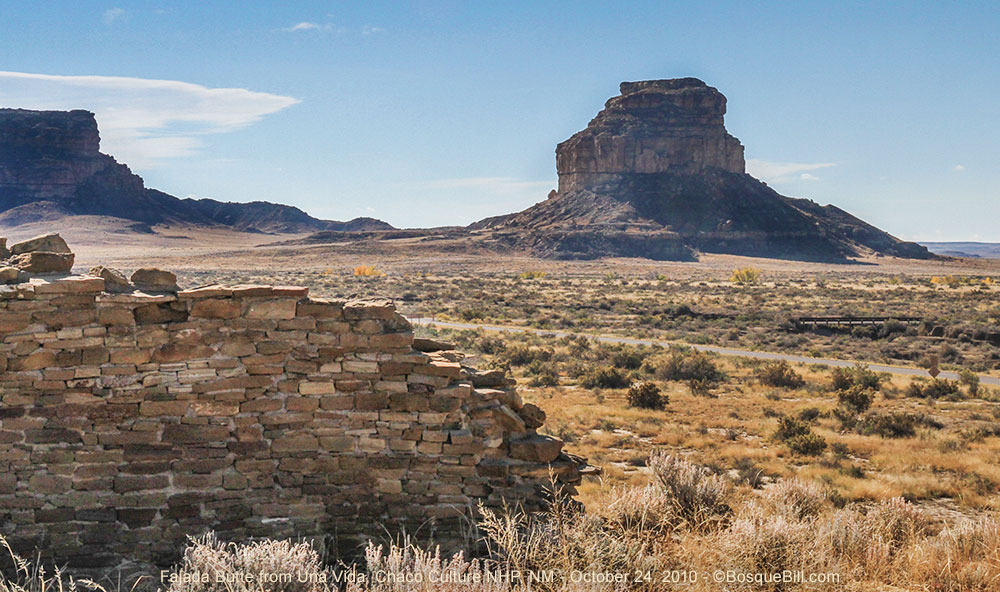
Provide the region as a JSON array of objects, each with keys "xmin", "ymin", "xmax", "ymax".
[
  {"xmin": 952, "ymin": 164, "xmax": 966, "ymax": 172},
  {"xmin": 746, "ymin": 159, "xmax": 836, "ymax": 183},
  {"xmin": 284, "ymin": 21, "xmax": 329, "ymax": 32},
  {"xmin": 0, "ymin": 71, "xmax": 300, "ymax": 169},
  {"xmin": 102, "ymin": 7, "xmax": 125, "ymax": 25},
  {"xmin": 362, "ymin": 25, "xmax": 385, "ymax": 35}
]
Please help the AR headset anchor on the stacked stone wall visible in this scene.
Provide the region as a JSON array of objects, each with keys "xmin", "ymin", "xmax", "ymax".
[{"xmin": 0, "ymin": 275, "xmax": 583, "ymax": 568}]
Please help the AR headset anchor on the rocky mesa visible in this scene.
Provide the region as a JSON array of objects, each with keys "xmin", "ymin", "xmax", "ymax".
[
  {"xmin": 475, "ymin": 78, "xmax": 931, "ymax": 262},
  {"xmin": 0, "ymin": 108, "xmax": 392, "ymax": 233}
]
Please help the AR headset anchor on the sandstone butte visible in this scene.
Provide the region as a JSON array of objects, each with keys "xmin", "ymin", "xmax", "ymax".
[
  {"xmin": 473, "ymin": 78, "xmax": 932, "ymax": 262},
  {"xmin": 0, "ymin": 237, "xmax": 592, "ymax": 569},
  {"xmin": 0, "ymin": 108, "xmax": 392, "ymax": 233}
]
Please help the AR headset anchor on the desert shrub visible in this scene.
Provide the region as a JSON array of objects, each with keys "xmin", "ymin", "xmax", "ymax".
[
  {"xmin": 526, "ymin": 363, "xmax": 559, "ymax": 387},
  {"xmin": 857, "ymin": 411, "xmax": 918, "ymax": 438},
  {"xmin": 773, "ymin": 416, "xmax": 826, "ymax": 455},
  {"xmin": 610, "ymin": 349, "xmax": 645, "ymax": 370},
  {"xmin": 866, "ymin": 496, "xmax": 930, "ymax": 550},
  {"xmin": 959, "ymin": 368, "xmax": 981, "ymax": 397},
  {"xmin": 786, "ymin": 432, "xmax": 827, "ymax": 455},
  {"xmin": 647, "ymin": 347, "xmax": 726, "ymax": 385},
  {"xmin": 164, "ymin": 532, "xmax": 334, "ymax": 592},
  {"xmin": 797, "ymin": 407, "xmax": 821, "ymax": 422},
  {"xmin": 626, "ymin": 381, "xmax": 666, "ymax": 410},
  {"xmin": 906, "ymin": 517, "xmax": 1000, "ymax": 591},
  {"xmin": 836, "ymin": 384, "xmax": 875, "ymax": 415},
  {"xmin": 597, "ymin": 484, "xmax": 676, "ymax": 536},
  {"xmin": 730, "ymin": 266, "xmax": 761, "ymax": 285},
  {"xmin": 877, "ymin": 318, "xmax": 909, "ymax": 339},
  {"xmin": 353, "ymin": 265, "xmax": 383, "ymax": 277},
  {"xmin": 762, "ymin": 478, "xmax": 827, "ymax": 520},
  {"xmin": 831, "ymin": 363, "xmax": 886, "ymax": 392},
  {"xmin": 725, "ymin": 504, "xmax": 810, "ymax": 578},
  {"xmin": 773, "ymin": 416, "xmax": 811, "ymax": 441},
  {"xmin": 580, "ymin": 366, "xmax": 630, "ymax": 389},
  {"xmin": 906, "ymin": 378, "xmax": 962, "ymax": 400},
  {"xmin": 502, "ymin": 344, "xmax": 552, "ymax": 367},
  {"xmin": 518, "ymin": 270, "xmax": 546, "ymax": 280},
  {"xmin": 473, "ymin": 334, "xmax": 506, "ymax": 355},
  {"xmin": 648, "ymin": 452, "xmax": 732, "ymax": 529},
  {"xmin": 755, "ymin": 360, "xmax": 805, "ymax": 388}
]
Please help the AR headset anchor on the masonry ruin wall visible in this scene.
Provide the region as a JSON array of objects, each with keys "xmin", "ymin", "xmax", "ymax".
[{"xmin": 0, "ymin": 270, "xmax": 584, "ymax": 568}]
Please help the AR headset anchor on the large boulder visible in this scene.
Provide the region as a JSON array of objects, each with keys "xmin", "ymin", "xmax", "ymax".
[
  {"xmin": 9, "ymin": 252, "xmax": 74, "ymax": 274},
  {"xmin": 510, "ymin": 434, "xmax": 563, "ymax": 463},
  {"xmin": 10, "ymin": 233, "xmax": 71, "ymax": 255},
  {"xmin": 131, "ymin": 268, "xmax": 178, "ymax": 293}
]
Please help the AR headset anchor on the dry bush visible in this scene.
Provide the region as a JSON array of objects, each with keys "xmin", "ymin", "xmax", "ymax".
[
  {"xmin": 730, "ymin": 267, "xmax": 761, "ymax": 285},
  {"xmin": 906, "ymin": 517, "xmax": 1000, "ymax": 591},
  {"xmin": 761, "ymin": 479, "xmax": 828, "ymax": 521},
  {"xmin": 353, "ymin": 265, "xmax": 384, "ymax": 277},
  {"xmin": 0, "ymin": 535, "xmax": 109, "ymax": 592},
  {"xmin": 724, "ymin": 504, "xmax": 812, "ymax": 586},
  {"xmin": 163, "ymin": 533, "xmax": 333, "ymax": 592},
  {"xmin": 475, "ymin": 500, "xmax": 665, "ymax": 592},
  {"xmin": 646, "ymin": 347, "xmax": 725, "ymax": 389},
  {"xmin": 648, "ymin": 452, "xmax": 732, "ymax": 530},
  {"xmin": 349, "ymin": 542, "xmax": 510, "ymax": 592}
]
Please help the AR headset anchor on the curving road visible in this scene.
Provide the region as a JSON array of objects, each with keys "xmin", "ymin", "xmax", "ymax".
[{"xmin": 406, "ymin": 317, "xmax": 1000, "ymax": 387}]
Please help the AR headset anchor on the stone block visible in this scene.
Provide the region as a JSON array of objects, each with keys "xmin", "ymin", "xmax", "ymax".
[{"xmin": 509, "ymin": 435, "xmax": 563, "ymax": 463}]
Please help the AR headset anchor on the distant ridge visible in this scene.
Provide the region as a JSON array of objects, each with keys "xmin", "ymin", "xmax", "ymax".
[
  {"xmin": 0, "ymin": 108, "xmax": 393, "ymax": 233},
  {"xmin": 921, "ymin": 242, "xmax": 1000, "ymax": 259}
]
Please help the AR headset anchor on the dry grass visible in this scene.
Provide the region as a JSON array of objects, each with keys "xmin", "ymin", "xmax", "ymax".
[{"xmin": 5, "ymin": 459, "xmax": 999, "ymax": 591}]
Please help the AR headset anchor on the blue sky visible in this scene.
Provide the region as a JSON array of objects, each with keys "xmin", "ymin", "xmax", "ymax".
[{"xmin": 0, "ymin": 1, "xmax": 997, "ymax": 240}]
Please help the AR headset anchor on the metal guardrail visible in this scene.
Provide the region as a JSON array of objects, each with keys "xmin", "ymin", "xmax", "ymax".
[{"xmin": 795, "ymin": 316, "xmax": 922, "ymax": 327}]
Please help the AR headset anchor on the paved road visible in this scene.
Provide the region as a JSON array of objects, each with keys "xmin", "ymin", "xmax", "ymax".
[{"xmin": 407, "ymin": 317, "xmax": 1000, "ymax": 387}]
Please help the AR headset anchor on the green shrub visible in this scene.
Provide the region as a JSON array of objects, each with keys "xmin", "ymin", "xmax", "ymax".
[
  {"xmin": 798, "ymin": 407, "xmax": 821, "ymax": 422},
  {"xmin": 857, "ymin": 412, "xmax": 918, "ymax": 438},
  {"xmin": 503, "ymin": 344, "xmax": 552, "ymax": 366},
  {"xmin": 906, "ymin": 378, "xmax": 962, "ymax": 400},
  {"xmin": 581, "ymin": 366, "xmax": 630, "ymax": 389},
  {"xmin": 627, "ymin": 381, "xmax": 666, "ymax": 410},
  {"xmin": 958, "ymin": 369, "xmax": 981, "ymax": 397},
  {"xmin": 611, "ymin": 349, "xmax": 645, "ymax": 370},
  {"xmin": 831, "ymin": 364, "xmax": 886, "ymax": 392},
  {"xmin": 756, "ymin": 360, "xmax": 805, "ymax": 388},
  {"xmin": 773, "ymin": 416, "xmax": 827, "ymax": 455},
  {"xmin": 786, "ymin": 432, "xmax": 827, "ymax": 455},
  {"xmin": 773, "ymin": 416, "xmax": 811, "ymax": 441},
  {"xmin": 648, "ymin": 347, "xmax": 726, "ymax": 385},
  {"xmin": 837, "ymin": 385, "xmax": 875, "ymax": 415}
]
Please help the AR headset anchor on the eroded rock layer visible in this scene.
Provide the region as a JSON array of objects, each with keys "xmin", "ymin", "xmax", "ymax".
[{"xmin": 556, "ymin": 78, "xmax": 745, "ymax": 193}]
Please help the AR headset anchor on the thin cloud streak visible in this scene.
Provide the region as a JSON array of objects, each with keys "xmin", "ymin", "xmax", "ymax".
[
  {"xmin": 0, "ymin": 71, "xmax": 300, "ymax": 169},
  {"xmin": 102, "ymin": 8, "xmax": 125, "ymax": 25},
  {"xmin": 746, "ymin": 159, "xmax": 836, "ymax": 183}
]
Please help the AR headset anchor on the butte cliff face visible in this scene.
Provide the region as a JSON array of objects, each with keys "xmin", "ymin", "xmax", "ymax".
[
  {"xmin": 476, "ymin": 78, "xmax": 931, "ymax": 261},
  {"xmin": 556, "ymin": 78, "xmax": 745, "ymax": 192},
  {"xmin": 0, "ymin": 108, "xmax": 392, "ymax": 233}
]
